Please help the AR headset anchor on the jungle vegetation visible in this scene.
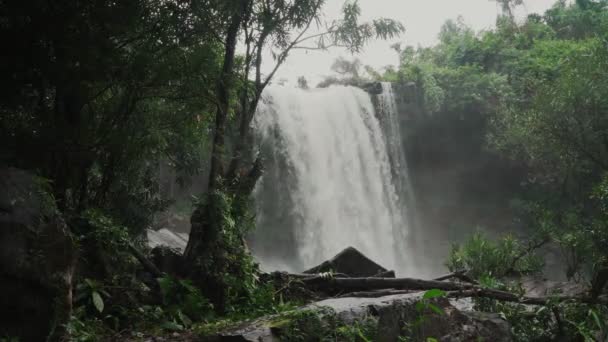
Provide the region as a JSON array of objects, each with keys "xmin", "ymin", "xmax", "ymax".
[{"xmin": 2, "ymin": 0, "xmax": 608, "ymax": 340}]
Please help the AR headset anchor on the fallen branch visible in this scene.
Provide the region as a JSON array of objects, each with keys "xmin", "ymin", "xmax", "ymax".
[
  {"xmin": 128, "ymin": 243, "xmax": 163, "ymax": 278},
  {"xmin": 304, "ymin": 276, "xmax": 608, "ymax": 306},
  {"xmin": 338, "ymin": 289, "xmax": 413, "ymax": 298},
  {"xmin": 303, "ymin": 276, "xmax": 476, "ymax": 292},
  {"xmin": 434, "ymin": 270, "xmax": 478, "ymax": 285},
  {"xmin": 373, "ymin": 270, "xmax": 396, "ymax": 278}
]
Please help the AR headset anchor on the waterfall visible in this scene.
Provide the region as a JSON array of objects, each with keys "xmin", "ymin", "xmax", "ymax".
[
  {"xmin": 375, "ymin": 82, "xmax": 417, "ymax": 261},
  {"xmin": 250, "ymin": 84, "xmax": 413, "ymax": 275}
]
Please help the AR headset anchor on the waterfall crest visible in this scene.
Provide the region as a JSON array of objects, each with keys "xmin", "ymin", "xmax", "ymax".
[{"xmin": 251, "ymin": 84, "xmax": 413, "ymax": 274}]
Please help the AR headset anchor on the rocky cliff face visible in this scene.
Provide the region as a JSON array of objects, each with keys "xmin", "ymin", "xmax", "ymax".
[
  {"xmin": 0, "ymin": 167, "xmax": 76, "ymax": 341},
  {"xmin": 375, "ymin": 81, "xmax": 528, "ymax": 277}
]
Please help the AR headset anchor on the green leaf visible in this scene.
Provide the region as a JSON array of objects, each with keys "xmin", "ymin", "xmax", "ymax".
[
  {"xmin": 177, "ymin": 310, "xmax": 193, "ymax": 327},
  {"xmin": 357, "ymin": 329, "xmax": 372, "ymax": 342},
  {"xmin": 428, "ymin": 303, "xmax": 444, "ymax": 316},
  {"xmin": 92, "ymin": 291, "xmax": 104, "ymax": 313},
  {"xmin": 589, "ymin": 309, "xmax": 603, "ymax": 330},
  {"xmin": 423, "ymin": 289, "xmax": 446, "ymax": 299},
  {"xmin": 161, "ymin": 321, "xmax": 184, "ymax": 331}
]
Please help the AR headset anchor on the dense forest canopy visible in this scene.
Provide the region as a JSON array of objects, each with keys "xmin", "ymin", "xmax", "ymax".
[
  {"xmin": 382, "ymin": 0, "xmax": 608, "ymax": 281},
  {"xmin": 2, "ymin": 0, "xmax": 608, "ymax": 341}
]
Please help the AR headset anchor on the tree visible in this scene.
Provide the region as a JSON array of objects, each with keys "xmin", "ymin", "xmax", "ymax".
[
  {"xmin": 0, "ymin": 0, "xmax": 223, "ymax": 228},
  {"xmin": 183, "ymin": 0, "xmax": 404, "ymax": 312}
]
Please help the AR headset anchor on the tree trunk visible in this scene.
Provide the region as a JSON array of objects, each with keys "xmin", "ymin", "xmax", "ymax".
[
  {"xmin": 207, "ymin": 11, "xmax": 242, "ymax": 194},
  {"xmin": 184, "ymin": 0, "xmax": 249, "ymax": 314}
]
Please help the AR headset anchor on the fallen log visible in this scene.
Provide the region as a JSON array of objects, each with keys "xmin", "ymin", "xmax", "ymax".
[
  {"xmin": 434, "ymin": 270, "xmax": 478, "ymax": 284},
  {"xmin": 303, "ymin": 276, "xmax": 476, "ymax": 292},
  {"xmin": 128, "ymin": 243, "xmax": 163, "ymax": 278},
  {"xmin": 373, "ymin": 270, "xmax": 396, "ymax": 278},
  {"xmin": 338, "ymin": 289, "xmax": 413, "ymax": 298},
  {"xmin": 304, "ymin": 276, "xmax": 608, "ymax": 306}
]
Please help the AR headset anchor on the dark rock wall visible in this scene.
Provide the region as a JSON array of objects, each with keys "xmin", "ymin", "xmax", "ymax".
[{"xmin": 389, "ymin": 81, "xmax": 527, "ymax": 276}]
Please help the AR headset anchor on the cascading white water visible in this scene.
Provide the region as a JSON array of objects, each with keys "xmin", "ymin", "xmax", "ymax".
[
  {"xmin": 250, "ymin": 84, "xmax": 413, "ymax": 274},
  {"xmin": 376, "ymin": 83, "xmax": 417, "ymax": 258}
]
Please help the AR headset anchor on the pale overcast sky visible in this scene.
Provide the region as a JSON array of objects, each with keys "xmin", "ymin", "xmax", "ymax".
[{"xmin": 263, "ymin": 0, "xmax": 558, "ymax": 85}]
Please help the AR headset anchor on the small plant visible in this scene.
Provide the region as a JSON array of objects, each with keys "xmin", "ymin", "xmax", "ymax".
[
  {"xmin": 75, "ymin": 278, "xmax": 111, "ymax": 315},
  {"xmin": 65, "ymin": 307, "xmax": 113, "ymax": 342},
  {"xmin": 157, "ymin": 276, "xmax": 214, "ymax": 330},
  {"xmin": 272, "ymin": 307, "xmax": 379, "ymax": 342},
  {"xmin": 335, "ymin": 316, "xmax": 379, "ymax": 342},
  {"xmin": 415, "ymin": 289, "xmax": 447, "ymax": 317},
  {"xmin": 400, "ymin": 289, "xmax": 446, "ymax": 341}
]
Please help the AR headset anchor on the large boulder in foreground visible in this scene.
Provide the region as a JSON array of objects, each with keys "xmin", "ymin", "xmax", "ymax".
[
  {"xmin": 304, "ymin": 246, "xmax": 394, "ymax": 278},
  {"xmin": 0, "ymin": 168, "xmax": 76, "ymax": 341},
  {"xmin": 205, "ymin": 291, "xmax": 512, "ymax": 342}
]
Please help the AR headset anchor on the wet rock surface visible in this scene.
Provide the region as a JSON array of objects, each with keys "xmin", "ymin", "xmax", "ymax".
[
  {"xmin": 205, "ymin": 248, "xmax": 511, "ymax": 341},
  {"xmin": 519, "ymin": 275, "xmax": 587, "ymax": 297},
  {"xmin": 206, "ymin": 291, "xmax": 512, "ymax": 342}
]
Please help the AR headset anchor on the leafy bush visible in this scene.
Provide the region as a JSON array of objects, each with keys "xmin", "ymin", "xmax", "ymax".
[
  {"xmin": 157, "ymin": 276, "xmax": 214, "ymax": 330},
  {"xmin": 446, "ymin": 232, "xmax": 544, "ymax": 279},
  {"xmin": 447, "ymin": 233, "xmax": 608, "ymax": 341}
]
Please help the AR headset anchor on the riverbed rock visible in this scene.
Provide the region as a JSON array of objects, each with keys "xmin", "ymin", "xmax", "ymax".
[
  {"xmin": 205, "ymin": 291, "xmax": 512, "ymax": 341},
  {"xmin": 303, "ymin": 246, "xmax": 394, "ymax": 277},
  {"xmin": 0, "ymin": 167, "xmax": 76, "ymax": 341}
]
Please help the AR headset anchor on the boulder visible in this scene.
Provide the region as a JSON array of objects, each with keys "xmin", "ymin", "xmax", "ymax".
[
  {"xmin": 304, "ymin": 246, "xmax": 394, "ymax": 278},
  {"xmin": 205, "ymin": 291, "xmax": 512, "ymax": 341},
  {"xmin": 147, "ymin": 228, "xmax": 189, "ymax": 252},
  {"xmin": 0, "ymin": 167, "xmax": 76, "ymax": 341},
  {"xmin": 151, "ymin": 245, "xmax": 185, "ymax": 276},
  {"xmin": 519, "ymin": 275, "xmax": 587, "ymax": 298}
]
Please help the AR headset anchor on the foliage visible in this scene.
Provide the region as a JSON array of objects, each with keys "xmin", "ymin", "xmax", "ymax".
[
  {"xmin": 316, "ymin": 57, "xmax": 377, "ymax": 88},
  {"xmin": 398, "ymin": 289, "xmax": 446, "ymax": 342},
  {"xmin": 466, "ymin": 264, "xmax": 608, "ymax": 341},
  {"xmin": 0, "ymin": 0, "xmax": 220, "ymax": 234},
  {"xmin": 157, "ymin": 276, "xmax": 215, "ymax": 329},
  {"xmin": 77, "ymin": 279, "xmax": 110, "ymax": 315},
  {"xmin": 447, "ymin": 232, "xmax": 544, "ymax": 279},
  {"xmin": 446, "ymin": 232, "xmax": 608, "ymax": 341},
  {"xmin": 389, "ymin": 0, "xmax": 608, "ymax": 289},
  {"xmin": 65, "ymin": 311, "xmax": 113, "ymax": 342}
]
